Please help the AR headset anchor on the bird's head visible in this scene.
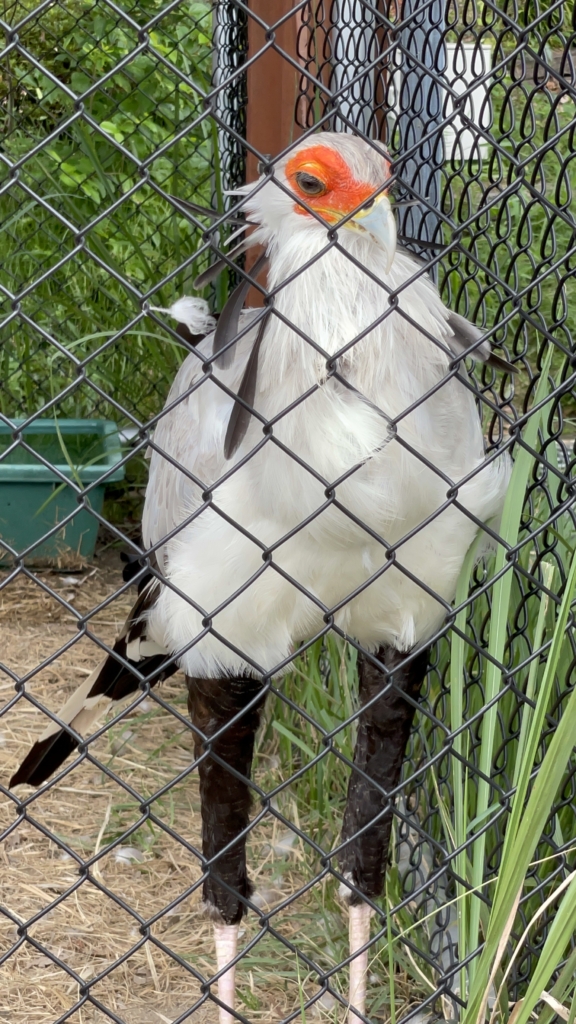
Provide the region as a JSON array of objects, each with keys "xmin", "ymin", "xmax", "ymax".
[{"xmin": 241, "ymin": 133, "xmax": 397, "ymax": 273}]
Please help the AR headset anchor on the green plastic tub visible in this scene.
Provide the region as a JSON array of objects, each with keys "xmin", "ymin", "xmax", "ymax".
[{"xmin": 0, "ymin": 419, "xmax": 125, "ymax": 565}]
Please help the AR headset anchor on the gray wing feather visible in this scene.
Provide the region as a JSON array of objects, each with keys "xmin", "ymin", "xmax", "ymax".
[
  {"xmin": 446, "ymin": 311, "xmax": 517, "ymax": 374},
  {"xmin": 142, "ymin": 312, "xmax": 260, "ymax": 565}
]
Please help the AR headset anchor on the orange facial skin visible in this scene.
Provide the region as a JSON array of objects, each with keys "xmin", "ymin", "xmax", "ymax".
[{"xmin": 285, "ymin": 145, "xmax": 380, "ymax": 223}]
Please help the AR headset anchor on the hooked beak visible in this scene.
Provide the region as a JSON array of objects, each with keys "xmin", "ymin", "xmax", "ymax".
[{"xmin": 346, "ymin": 194, "xmax": 397, "ymax": 273}]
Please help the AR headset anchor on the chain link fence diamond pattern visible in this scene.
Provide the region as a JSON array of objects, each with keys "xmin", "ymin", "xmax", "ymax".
[{"xmin": 1, "ymin": 2, "xmax": 575, "ymax": 1024}]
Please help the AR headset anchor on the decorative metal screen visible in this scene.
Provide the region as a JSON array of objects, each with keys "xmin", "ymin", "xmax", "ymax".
[{"xmin": 1, "ymin": 3, "xmax": 575, "ymax": 1024}]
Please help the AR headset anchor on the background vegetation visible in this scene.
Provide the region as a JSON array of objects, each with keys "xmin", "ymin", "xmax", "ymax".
[{"xmin": 1, "ymin": 0, "xmax": 215, "ymax": 428}]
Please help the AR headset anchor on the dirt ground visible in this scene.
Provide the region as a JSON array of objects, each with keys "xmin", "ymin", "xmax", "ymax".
[
  {"xmin": 0, "ymin": 557, "xmax": 205, "ymax": 1023},
  {"xmin": 1, "ymin": 555, "xmax": 403, "ymax": 1024}
]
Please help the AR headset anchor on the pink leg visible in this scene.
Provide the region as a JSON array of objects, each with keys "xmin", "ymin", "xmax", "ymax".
[
  {"xmin": 213, "ymin": 923, "xmax": 239, "ymax": 1024},
  {"xmin": 348, "ymin": 904, "xmax": 371, "ymax": 1024}
]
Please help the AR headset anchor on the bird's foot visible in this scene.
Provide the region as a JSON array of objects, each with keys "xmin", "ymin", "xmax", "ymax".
[
  {"xmin": 348, "ymin": 903, "xmax": 372, "ymax": 1024},
  {"xmin": 213, "ymin": 922, "xmax": 239, "ymax": 1024}
]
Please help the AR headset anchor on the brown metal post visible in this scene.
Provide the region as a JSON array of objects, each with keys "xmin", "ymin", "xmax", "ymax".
[
  {"xmin": 246, "ymin": 1, "xmax": 304, "ymax": 183},
  {"xmin": 244, "ymin": 2, "xmax": 304, "ymax": 304}
]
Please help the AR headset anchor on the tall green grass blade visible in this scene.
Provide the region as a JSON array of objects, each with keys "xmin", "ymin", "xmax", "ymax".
[
  {"xmin": 295, "ymin": 952, "xmax": 308, "ymax": 1024},
  {"xmin": 511, "ymin": 561, "xmax": 554, "ymax": 791},
  {"xmin": 386, "ymin": 876, "xmax": 396, "ymax": 1024},
  {"xmin": 467, "ymin": 344, "xmax": 555, "ymax": 974},
  {"xmin": 532, "ymin": 946, "xmax": 573, "ymax": 1024},
  {"xmin": 533, "ymin": 947, "xmax": 576, "ymax": 1024},
  {"xmin": 463, "ymin": 540, "xmax": 576, "ymax": 1024},
  {"xmin": 500, "ymin": 580, "xmax": 558, "ymax": 873},
  {"xmin": 568, "ymin": 984, "xmax": 576, "ymax": 1024},
  {"xmin": 272, "ymin": 721, "xmax": 316, "ymax": 761},
  {"xmin": 450, "ymin": 533, "xmax": 484, "ymax": 999},
  {"xmin": 508, "ymin": 870, "xmax": 576, "ymax": 1024},
  {"xmin": 488, "ymin": 864, "xmax": 576, "ymax": 1024},
  {"xmin": 31, "ymin": 445, "xmax": 125, "ymax": 519},
  {"xmin": 1, "ymin": 199, "xmax": 38, "ymax": 232},
  {"xmin": 51, "ymin": 413, "xmax": 86, "ymax": 492}
]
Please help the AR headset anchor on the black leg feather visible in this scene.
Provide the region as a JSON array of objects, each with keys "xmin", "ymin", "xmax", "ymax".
[
  {"xmin": 340, "ymin": 644, "xmax": 429, "ymax": 902},
  {"xmin": 187, "ymin": 675, "xmax": 266, "ymax": 925}
]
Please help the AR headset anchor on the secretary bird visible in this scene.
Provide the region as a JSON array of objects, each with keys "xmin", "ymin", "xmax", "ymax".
[{"xmin": 12, "ymin": 133, "xmax": 513, "ymax": 1024}]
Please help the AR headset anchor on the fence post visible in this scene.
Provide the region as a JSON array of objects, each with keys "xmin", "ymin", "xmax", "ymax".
[
  {"xmin": 246, "ymin": 0, "xmax": 303, "ymax": 183},
  {"xmin": 241, "ymin": 1, "xmax": 303, "ymax": 303}
]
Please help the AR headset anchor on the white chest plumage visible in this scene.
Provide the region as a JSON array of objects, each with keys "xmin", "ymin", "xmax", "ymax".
[{"xmin": 145, "ymin": 234, "xmax": 510, "ymax": 678}]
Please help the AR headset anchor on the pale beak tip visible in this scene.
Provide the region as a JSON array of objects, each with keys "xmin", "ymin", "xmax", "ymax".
[{"xmin": 350, "ymin": 194, "xmax": 397, "ymax": 272}]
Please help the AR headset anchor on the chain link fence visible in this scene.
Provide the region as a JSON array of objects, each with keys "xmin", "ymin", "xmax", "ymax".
[{"xmin": 1, "ymin": 2, "xmax": 576, "ymax": 1023}]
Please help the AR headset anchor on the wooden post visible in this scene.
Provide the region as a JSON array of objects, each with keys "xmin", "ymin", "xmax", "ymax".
[
  {"xmin": 244, "ymin": 1, "xmax": 304, "ymax": 303},
  {"xmin": 246, "ymin": 1, "xmax": 304, "ymax": 183}
]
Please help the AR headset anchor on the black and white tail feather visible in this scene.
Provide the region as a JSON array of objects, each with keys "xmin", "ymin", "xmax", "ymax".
[{"xmin": 10, "ymin": 574, "xmax": 176, "ymax": 788}]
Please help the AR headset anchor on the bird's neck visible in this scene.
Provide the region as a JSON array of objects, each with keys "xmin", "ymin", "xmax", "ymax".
[
  {"xmin": 257, "ymin": 226, "xmax": 450, "ymax": 409},
  {"xmin": 267, "ymin": 225, "xmax": 388, "ymax": 352}
]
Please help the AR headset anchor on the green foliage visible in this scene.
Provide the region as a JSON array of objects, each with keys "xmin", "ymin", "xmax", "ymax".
[
  {"xmin": 477, "ymin": 0, "xmax": 575, "ymax": 38},
  {"xmin": 521, "ymin": 0, "xmax": 575, "ymax": 29},
  {"xmin": 462, "ymin": 543, "xmax": 576, "ymax": 1024},
  {"xmin": 1, "ymin": 0, "xmax": 216, "ymax": 424}
]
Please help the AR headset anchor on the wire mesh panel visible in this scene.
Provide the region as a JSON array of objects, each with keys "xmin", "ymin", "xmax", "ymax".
[{"xmin": 1, "ymin": 2, "xmax": 575, "ymax": 1024}]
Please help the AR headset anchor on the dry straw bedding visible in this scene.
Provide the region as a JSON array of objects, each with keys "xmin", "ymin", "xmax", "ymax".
[{"xmin": 0, "ymin": 567, "xmax": 417, "ymax": 1024}]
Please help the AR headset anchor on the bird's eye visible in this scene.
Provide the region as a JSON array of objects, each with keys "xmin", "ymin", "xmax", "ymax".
[{"xmin": 294, "ymin": 171, "xmax": 327, "ymax": 196}]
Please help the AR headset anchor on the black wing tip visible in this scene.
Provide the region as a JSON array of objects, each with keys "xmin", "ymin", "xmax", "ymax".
[
  {"xmin": 121, "ymin": 551, "xmax": 144, "ymax": 584},
  {"xmin": 487, "ymin": 352, "xmax": 519, "ymax": 374},
  {"xmin": 10, "ymin": 731, "xmax": 78, "ymax": 789},
  {"xmin": 10, "ymin": 652, "xmax": 180, "ymax": 789},
  {"xmin": 121, "ymin": 551, "xmax": 155, "ymax": 592},
  {"xmin": 447, "ymin": 309, "xmax": 518, "ymax": 375}
]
